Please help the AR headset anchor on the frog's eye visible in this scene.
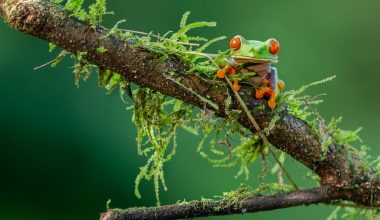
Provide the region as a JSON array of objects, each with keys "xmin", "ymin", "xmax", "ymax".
[
  {"xmin": 269, "ymin": 39, "xmax": 280, "ymax": 55},
  {"xmin": 230, "ymin": 36, "xmax": 241, "ymax": 51}
]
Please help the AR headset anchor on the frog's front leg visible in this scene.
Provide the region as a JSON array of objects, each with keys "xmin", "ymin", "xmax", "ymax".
[{"xmin": 216, "ymin": 64, "xmax": 240, "ymax": 91}]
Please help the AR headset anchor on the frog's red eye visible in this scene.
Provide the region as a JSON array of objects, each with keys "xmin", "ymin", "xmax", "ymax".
[
  {"xmin": 230, "ymin": 36, "xmax": 241, "ymax": 51},
  {"xmin": 269, "ymin": 39, "xmax": 280, "ymax": 55}
]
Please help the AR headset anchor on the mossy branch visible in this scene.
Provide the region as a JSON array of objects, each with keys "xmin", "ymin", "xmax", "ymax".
[
  {"xmin": 1, "ymin": 0, "xmax": 380, "ymax": 219},
  {"xmin": 100, "ymin": 187, "xmax": 342, "ymax": 220}
]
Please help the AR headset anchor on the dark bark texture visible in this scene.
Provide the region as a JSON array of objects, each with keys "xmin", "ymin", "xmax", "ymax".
[
  {"xmin": 1, "ymin": 0, "xmax": 379, "ymax": 219},
  {"xmin": 100, "ymin": 187, "xmax": 343, "ymax": 220}
]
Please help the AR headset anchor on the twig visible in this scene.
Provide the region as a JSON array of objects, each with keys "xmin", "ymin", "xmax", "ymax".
[
  {"xmin": 119, "ymin": 29, "xmax": 200, "ymax": 46},
  {"xmin": 179, "ymin": 51, "xmax": 219, "ymax": 62},
  {"xmin": 33, "ymin": 50, "xmax": 68, "ymax": 70},
  {"xmin": 34, "ymin": 59, "xmax": 55, "ymax": 70}
]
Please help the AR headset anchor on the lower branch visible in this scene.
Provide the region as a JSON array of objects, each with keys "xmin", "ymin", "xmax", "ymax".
[{"xmin": 100, "ymin": 187, "xmax": 342, "ymax": 220}]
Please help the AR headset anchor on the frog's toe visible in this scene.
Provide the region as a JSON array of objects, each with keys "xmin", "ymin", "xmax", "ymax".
[
  {"xmin": 278, "ymin": 80, "xmax": 285, "ymax": 91},
  {"xmin": 255, "ymin": 88, "xmax": 265, "ymax": 99},
  {"xmin": 233, "ymin": 80, "xmax": 240, "ymax": 91},
  {"xmin": 268, "ymin": 98, "xmax": 276, "ymax": 109},
  {"xmin": 268, "ymin": 90, "xmax": 277, "ymax": 109},
  {"xmin": 216, "ymin": 69, "xmax": 226, "ymax": 78}
]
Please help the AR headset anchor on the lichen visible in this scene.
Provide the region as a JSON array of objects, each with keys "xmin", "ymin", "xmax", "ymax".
[{"xmin": 213, "ymin": 183, "xmax": 292, "ymax": 210}]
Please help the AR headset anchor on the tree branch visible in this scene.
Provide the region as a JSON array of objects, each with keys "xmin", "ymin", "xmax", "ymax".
[
  {"xmin": 1, "ymin": 0, "xmax": 380, "ymax": 219},
  {"xmin": 100, "ymin": 187, "xmax": 343, "ymax": 220}
]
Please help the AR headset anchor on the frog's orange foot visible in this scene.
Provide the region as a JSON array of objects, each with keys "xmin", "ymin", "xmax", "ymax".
[
  {"xmin": 255, "ymin": 87, "xmax": 270, "ymax": 99},
  {"xmin": 278, "ymin": 80, "xmax": 285, "ymax": 91},
  {"xmin": 268, "ymin": 91, "xmax": 278, "ymax": 109},
  {"xmin": 216, "ymin": 69, "xmax": 226, "ymax": 78},
  {"xmin": 233, "ymin": 80, "xmax": 240, "ymax": 91},
  {"xmin": 256, "ymin": 89, "xmax": 265, "ymax": 99},
  {"xmin": 268, "ymin": 98, "xmax": 276, "ymax": 109}
]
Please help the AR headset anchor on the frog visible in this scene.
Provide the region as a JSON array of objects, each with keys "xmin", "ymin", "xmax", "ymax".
[{"xmin": 216, "ymin": 35, "xmax": 285, "ymax": 109}]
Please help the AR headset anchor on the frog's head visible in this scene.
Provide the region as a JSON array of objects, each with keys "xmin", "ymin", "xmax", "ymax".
[{"xmin": 229, "ymin": 35, "xmax": 280, "ymax": 64}]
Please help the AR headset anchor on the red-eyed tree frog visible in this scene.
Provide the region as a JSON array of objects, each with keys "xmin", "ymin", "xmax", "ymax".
[{"xmin": 216, "ymin": 35, "xmax": 284, "ymax": 109}]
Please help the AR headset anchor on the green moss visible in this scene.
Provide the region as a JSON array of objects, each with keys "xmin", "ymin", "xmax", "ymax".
[
  {"xmin": 96, "ymin": 46, "xmax": 107, "ymax": 53},
  {"xmin": 88, "ymin": 0, "xmax": 113, "ymax": 27},
  {"xmin": 132, "ymin": 88, "xmax": 194, "ymax": 205},
  {"xmin": 54, "ymin": 0, "xmax": 112, "ymax": 25},
  {"xmin": 48, "ymin": 43, "xmax": 56, "ymax": 52},
  {"xmin": 213, "ymin": 183, "xmax": 291, "ymax": 210},
  {"xmin": 64, "ymin": 0, "xmax": 84, "ymax": 13}
]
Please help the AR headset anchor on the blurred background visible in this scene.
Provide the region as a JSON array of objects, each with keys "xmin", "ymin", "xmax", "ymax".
[{"xmin": 1, "ymin": 0, "xmax": 380, "ymax": 219}]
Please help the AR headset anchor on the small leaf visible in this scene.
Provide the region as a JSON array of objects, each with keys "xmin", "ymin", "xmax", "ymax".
[
  {"xmin": 96, "ymin": 46, "xmax": 107, "ymax": 53},
  {"xmin": 64, "ymin": 0, "xmax": 84, "ymax": 13},
  {"xmin": 48, "ymin": 43, "xmax": 56, "ymax": 53},
  {"xmin": 180, "ymin": 11, "xmax": 191, "ymax": 28}
]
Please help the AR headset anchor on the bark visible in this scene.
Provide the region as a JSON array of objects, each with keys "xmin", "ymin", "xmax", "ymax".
[
  {"xmin": 1, "ymin": 0, "xmax": 379, "ymax": 219},
  {"xmin": 100, "ymin": 187, "xmax": 343, "ymax": 220}
]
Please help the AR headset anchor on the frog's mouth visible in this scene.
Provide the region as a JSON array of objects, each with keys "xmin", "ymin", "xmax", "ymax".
[{"xmin": 232, "ymin": 56, "xmax": 278, "ymax": 64}]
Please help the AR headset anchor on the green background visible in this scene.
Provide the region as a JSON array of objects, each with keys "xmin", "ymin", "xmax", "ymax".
[{"xmin": 1, "ymin": 0, "xmax": 380, "ymax": 219}]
